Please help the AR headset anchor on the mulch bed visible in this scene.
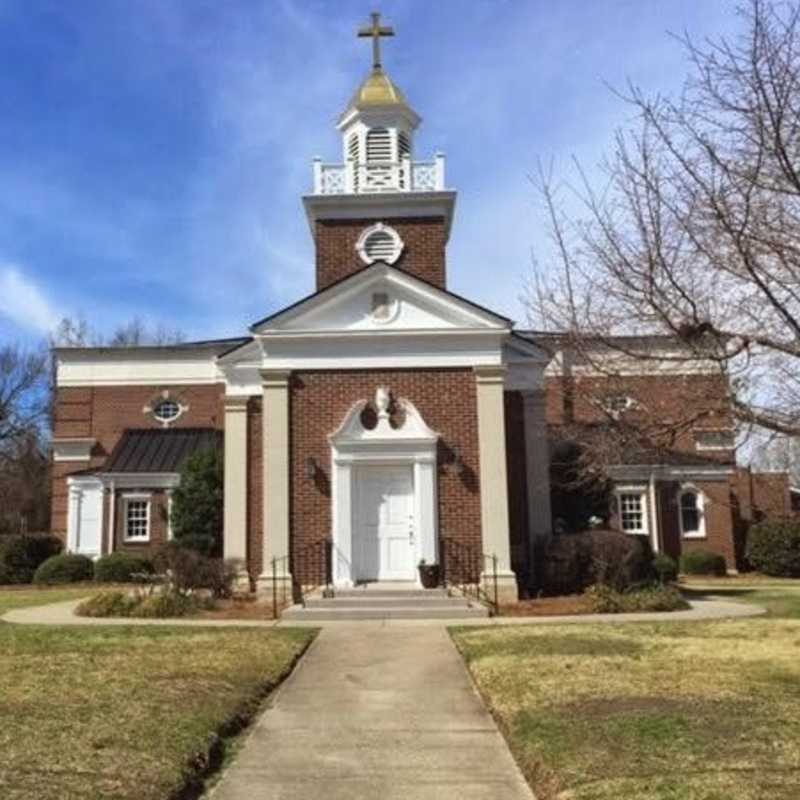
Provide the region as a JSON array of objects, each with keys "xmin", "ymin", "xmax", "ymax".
[{"xmin": 499, "ymin": 595, "xmax": 593, "ymax": 617}]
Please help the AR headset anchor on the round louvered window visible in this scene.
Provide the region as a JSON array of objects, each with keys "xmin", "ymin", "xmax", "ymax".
[{"xmin": 355, "ymin": 222, "xmax": 403, "ymax": 265}]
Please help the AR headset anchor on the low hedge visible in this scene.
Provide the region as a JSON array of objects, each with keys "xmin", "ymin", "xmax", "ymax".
[
  {"xmin": 94, "ymin": 552, "xmax": 154, "ymax": 583},
  {"xmin": 679, "ymin": 549, "xmax": 727, "ymax": 576},
  {"xmin": 746, "ymin": 519, "xmax": 800, "ymax": 577},
  {"xmin": 0, "ymin": 535, "xmax": 63, "ymax": 584},
  {"xmin": 586, "ymin": 583, "xmax": 689, "ymax": 613},
  {"xmin": 540, "ymin": 529, "xmax": 654, "ymax": 595},
  {"xmin": 33, "ymin": 553, "xmax": 94, "ymax": 585},
  {"xmin": 76, "ymin": 590, "xmax": 204, "ymax": 619}
]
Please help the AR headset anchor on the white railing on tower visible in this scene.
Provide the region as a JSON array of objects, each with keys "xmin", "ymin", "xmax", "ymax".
[{"xmin": 312, "ymin": 153, "xmax": 446, "ymax": 195}]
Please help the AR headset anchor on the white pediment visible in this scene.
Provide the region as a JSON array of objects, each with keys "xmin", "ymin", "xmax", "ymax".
[{"xmin": 251, "ymin": 264, "xmax": 510, "ymax": 335}]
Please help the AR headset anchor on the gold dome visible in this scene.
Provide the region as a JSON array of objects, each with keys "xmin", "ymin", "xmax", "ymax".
[{"xmin": 346, "ymin": 68, "xmax": 411, "ymax": 112}]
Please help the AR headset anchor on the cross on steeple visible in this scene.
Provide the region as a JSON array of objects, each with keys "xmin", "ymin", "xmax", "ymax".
[{"xmin": 358, "ymin": 12, "xmax": 395, "ymax": 71}]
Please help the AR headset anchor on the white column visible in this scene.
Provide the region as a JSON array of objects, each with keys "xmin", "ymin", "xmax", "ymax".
[
  {"xmin": 522, "ymin": 390, "xmax": 552, "ymax": 567},
  {"xmin": 474, "ymin": 365, "xmax": 518, "ymax": 602},
  {"xmin": 223, "ymin": 396, "xmax": 250, "ymax": 586},
  {"xmin": 257, "ymin": 369, "xmax": 293, "ymax": 594}
]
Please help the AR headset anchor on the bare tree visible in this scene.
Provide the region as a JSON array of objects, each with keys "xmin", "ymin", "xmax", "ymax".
[
  {"xmin": 0, "ymin": 345, "xmax": 47, "ymax": 450},
  {"xmin": 531, "ymin": 0, "xmax": 800, "ymax": 453}
]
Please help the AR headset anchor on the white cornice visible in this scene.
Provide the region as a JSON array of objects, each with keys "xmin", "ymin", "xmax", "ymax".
[{"xmin": 302, "ymin": 190, "xmax": 457, "ymax": 240}]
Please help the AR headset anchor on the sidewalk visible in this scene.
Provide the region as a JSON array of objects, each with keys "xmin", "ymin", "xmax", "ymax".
[{"xmin": 206, "ymin": 625, "xmax": 535, "ymax": 799}]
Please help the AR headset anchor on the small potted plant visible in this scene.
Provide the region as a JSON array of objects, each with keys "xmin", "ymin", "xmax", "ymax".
[{"xmin": 418, "ymin": 559, "xmax": 441, "ymax": 589}]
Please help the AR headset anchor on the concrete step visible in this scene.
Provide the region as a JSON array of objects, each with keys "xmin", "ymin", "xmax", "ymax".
[
  {"xmin": 281, "ymin": 604, "xmax": 489, "ymax": 621},
  {"xmin": 331, "ymin": 588, "xmax": 449, "ymax": 599},
  {"xmin": 303, "ymin": 596, "xmax": 471, "ymax": 609}
]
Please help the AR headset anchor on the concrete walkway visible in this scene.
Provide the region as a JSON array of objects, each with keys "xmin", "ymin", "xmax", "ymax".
[
  {"xmin": 1, "ymin": 595, "xmax": 766, "ymax": 628},
  {"xmin": 206, "ymin": 625, "xmax": 534, "ymax": 800}
]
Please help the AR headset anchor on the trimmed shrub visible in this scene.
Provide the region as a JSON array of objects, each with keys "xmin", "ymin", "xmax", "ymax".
[
  {"xmin": 153, "ymin": 541, "xmax": 239, "ymax": 598},
  {"xmin": 0, "ymin": 535, "xmax": 63, "ymax": 584},
  {"xmin": 33, "ymin": 553, "xmax": 94, "ymax": 585},
  {"xmin": 653, "ymin": 553, "xmax": 678, "ymax": 584},
  {"xmin": 746, "ymin": 519, "xmax": 800, "ymax": 577},
  {"xmin": 77, "ymin": 591, "xmax": 139, "ymax": 617},
  {"xmin": 94, "ymin": 552, "xmax": 154, "ymax": 584},
  {"xmin": 679, "ymin": 549, "xmax": 727, "ymax": 576},
  {"xmin": 586, "ymin": 583, "xmax": 689, "ymax": 613},
  {"xmin": 131, "ymin": 593, "xmax": 201, "ymax": 618},
  {"xmin": 540, "ymin": 530, "xmax": 654, "ymax": 595}
]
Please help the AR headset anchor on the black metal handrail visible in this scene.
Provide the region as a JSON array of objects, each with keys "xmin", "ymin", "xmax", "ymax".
[
  {"xmin": 270, "ymin": 537, "xmax": 333, "ymax": 619},
  {"xmin": 439, "ymin": 534, "xmax": 499, "ymax": 615}
]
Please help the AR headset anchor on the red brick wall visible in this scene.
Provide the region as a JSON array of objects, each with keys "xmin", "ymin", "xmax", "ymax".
[
  {"xmin": 679, "ymin": 480, "xmax": 737, "ymax": 570},
  {"xmin": 51, "ymin": 383, "xmax": 225, "ymax": 538},
  {"xmin": 314, "ymin": 217, "xmax": 447, "ymax": 290},
  {"xmin": 288, "ymin": 369, "xmax": 480, "ymax": 584},
  {"xmin": 546, "ymin": 373, "xmax": 733, "ymax": 457}
]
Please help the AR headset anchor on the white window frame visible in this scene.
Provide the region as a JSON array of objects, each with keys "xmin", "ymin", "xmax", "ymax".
[
  {"xmin": 615, "ymin": 486, "xmax": 649, "ymax": 535},
  {"xmin": 122, "ymin": 493, "xmax": 152, "ymax": 543},
  {"xmin": 678, "ymin": 485, "xmax": 707, "ymax": 539}
]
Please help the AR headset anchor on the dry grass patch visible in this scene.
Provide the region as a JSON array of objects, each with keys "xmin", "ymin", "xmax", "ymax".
[
  {"xmin": 0, "ymin": 599, "xmax": 315, "ymax": 800},
  {"xmin": 452, "ymin": 615, "xmax": 800, "ymax": 800}
]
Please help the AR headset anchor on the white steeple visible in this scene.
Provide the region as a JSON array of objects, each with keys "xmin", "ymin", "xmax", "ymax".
[{"xmin": 310, "ymin": 12, "xmax": 445, "ymax": 196}]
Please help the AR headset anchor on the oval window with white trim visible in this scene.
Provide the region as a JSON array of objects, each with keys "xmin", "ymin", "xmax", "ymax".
[{"xmin": 153, "ymin": 400, "xmax": 181, "ymax": 424}]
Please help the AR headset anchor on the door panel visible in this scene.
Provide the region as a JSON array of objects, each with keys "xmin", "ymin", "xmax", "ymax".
[{"xmin": 354, "ymin": 465, "xmax": 414, "ymax": 581}]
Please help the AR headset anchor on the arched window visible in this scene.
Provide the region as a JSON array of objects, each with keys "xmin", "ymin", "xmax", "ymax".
[{"xmin": 679, "ymin": 488, "xmax": 706, "ymax": 538}]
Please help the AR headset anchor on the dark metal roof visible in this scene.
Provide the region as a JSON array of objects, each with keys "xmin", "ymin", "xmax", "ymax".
[{"xmin": 103, "ymin": 428, "xmax": 221, "ymax": 474}]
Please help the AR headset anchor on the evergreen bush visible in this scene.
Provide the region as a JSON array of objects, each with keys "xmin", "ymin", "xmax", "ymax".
[
  {"xmin": 33, "ymin": 553, "xmax": 94, "ymax": 585},
  {"xmin": 746, "ymin": 519, "xmax": 800, "ymax": 577}
]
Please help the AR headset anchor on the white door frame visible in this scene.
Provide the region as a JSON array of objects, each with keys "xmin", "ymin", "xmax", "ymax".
[
  {"xmin": 66, "ymin": 475, "xmax": 104, "ymax": 558},
  {"xmin": 329, "ymin": 389, "xmax": 439, "ymax": 587}
]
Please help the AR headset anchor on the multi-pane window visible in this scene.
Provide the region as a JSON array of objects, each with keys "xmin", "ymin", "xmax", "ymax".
[
  {"xmin": 124, "ymin": 498, "xmax": 150, "ymax": 541},
  {"xmin": 153, "ymin": 400, "xmax": 180, "ymax": 424},
  {"xmin": 680, "ymin": 490, "xmax": 705, "ymax": 537},
  {"xmin": 617, "ymin": 492, "xmax": 648, "ymax": 534}
]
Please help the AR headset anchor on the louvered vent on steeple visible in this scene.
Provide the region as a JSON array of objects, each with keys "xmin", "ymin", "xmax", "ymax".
[
  {"xmin": 366, "ymin": 128, "xmax": 392, "ymax": 162},
  {"xmin": 365, "ymin": 230, "xmax": 395, "ymax": 261}
]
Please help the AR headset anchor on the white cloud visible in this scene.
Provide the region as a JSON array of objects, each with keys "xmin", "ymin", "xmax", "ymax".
[{"xmin": 0, "ymin": 263, "xmax": 60, "ymax": 334}]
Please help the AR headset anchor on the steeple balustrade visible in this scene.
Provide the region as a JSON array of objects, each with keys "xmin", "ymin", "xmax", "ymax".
[{"xmin": 312, "ymin": 153, "xmax": 445, "ymax": 195}]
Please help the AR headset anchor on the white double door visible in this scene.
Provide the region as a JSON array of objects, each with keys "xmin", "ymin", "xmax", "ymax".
[{"xmin": 353, "ymin": 465, "xmax": 415, "ymax": 582}]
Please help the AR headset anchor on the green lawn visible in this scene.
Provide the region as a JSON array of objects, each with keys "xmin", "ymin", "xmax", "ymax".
[
  {"xmin": 0, "ymin": 586, "xmax": 315, "ymax": 800},
  {"xmin": 452, "ymin": 579, "xmax": 800, "ymax": 800},
  {"xmin": 0, "ymin": 584, "xmax": 96, "ymax": 615},
  {"xmin": 680, "ymin": 575, "xmax": 800, "ymax": 619}
]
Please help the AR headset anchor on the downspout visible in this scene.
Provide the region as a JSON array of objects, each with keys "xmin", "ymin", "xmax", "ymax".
[{"xmin": 648, "ymin": 471, "xmax": 660, "ymax": 554}]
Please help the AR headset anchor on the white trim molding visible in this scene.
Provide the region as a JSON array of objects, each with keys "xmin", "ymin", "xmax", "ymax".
[
  {"xmin": 66, "ymin": 475, "xmax": 104, "ymax": 558},
  {"xmin": 329, "ymin": 388, "xmax": 439, "ymax": 587},
  {"xmin": 52, "ymin": 437, "xmax": 96, "ymax": 463}
]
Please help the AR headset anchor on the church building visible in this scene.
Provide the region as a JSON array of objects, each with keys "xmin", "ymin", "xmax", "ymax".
[{"xmin": 50, "ymin": 16, "xmax": 554, "ymax": 603}]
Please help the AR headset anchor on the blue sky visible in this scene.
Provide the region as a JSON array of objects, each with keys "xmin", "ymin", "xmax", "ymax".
[{"xmin": 0, "ymin": 0, "xmax": 744, "ymax": 345}]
